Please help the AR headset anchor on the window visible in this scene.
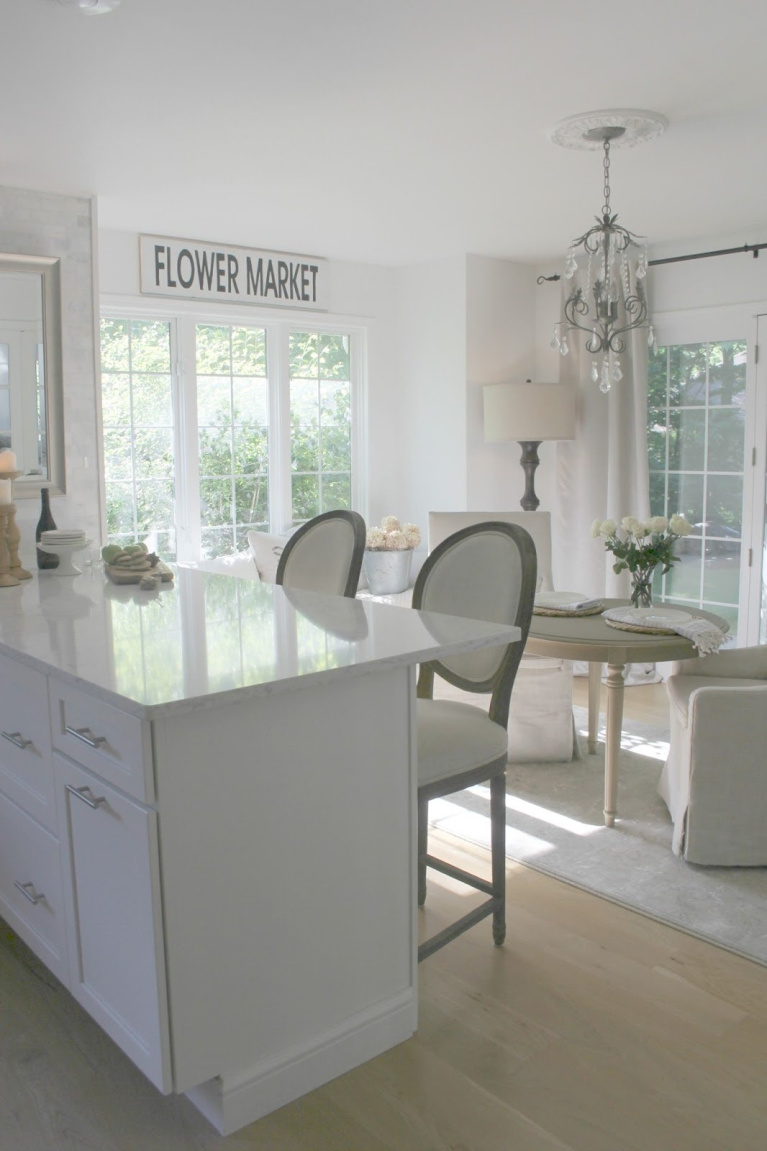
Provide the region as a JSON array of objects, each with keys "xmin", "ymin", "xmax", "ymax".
[
  {"xmin": 100, "ymin": 318, "xmax": 176, "ymax": 559},
  {"xmin": 648, "ymin": 339, "xmax": 747, "ymax": 636},
  {"xmin": 99, "ymin": 311, "xmax": 361, "ymax": 562}
]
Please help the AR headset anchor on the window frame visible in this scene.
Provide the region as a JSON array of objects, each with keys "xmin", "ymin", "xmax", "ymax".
[{"xmin": 98, "ymin": 294, "xmax": 368, "ymax": 563}]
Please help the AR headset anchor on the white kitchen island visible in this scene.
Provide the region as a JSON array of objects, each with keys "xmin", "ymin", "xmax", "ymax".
[{"xmin": 0, "ymin": 567, "xmax": 518, "ymax": 1134}]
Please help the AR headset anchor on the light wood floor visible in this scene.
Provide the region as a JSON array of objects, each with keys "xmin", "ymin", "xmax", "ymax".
[{"xmin": 2, "ymin": 683, "xmax": 766, "ymax": 1151}]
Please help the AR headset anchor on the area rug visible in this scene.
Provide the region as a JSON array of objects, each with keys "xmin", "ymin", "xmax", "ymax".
[{"xmin": 429, "ymin": 707, "xmax": 767, "ymax": 967}]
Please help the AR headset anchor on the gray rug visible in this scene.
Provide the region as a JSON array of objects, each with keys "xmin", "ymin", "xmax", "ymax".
[{"xmin": 430, "ymin": 707, "xmax": 767, "ymax": 967}]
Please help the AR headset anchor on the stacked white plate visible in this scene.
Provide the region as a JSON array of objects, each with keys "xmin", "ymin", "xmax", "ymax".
[{"xmin": 40, "ymin": 529, "xmax": 86, "ymax": 544}]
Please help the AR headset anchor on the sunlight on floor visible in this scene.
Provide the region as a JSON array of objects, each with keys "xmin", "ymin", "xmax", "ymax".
[
  {"xmin": 429, "ymin": 796, "xmax": 556, "ymax": 857},
  {"xmin": 576, "ymin": 723, "xmax": 670, "ymax": 762}
]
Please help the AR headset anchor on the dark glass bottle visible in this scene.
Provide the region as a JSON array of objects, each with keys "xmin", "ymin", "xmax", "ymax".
[{"xmin": 36, "ymin": 487, "xmax": 59, "ymax": 570}]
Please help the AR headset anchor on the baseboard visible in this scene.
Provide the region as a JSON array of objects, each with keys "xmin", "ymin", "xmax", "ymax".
[{"xmin": 185, "ymin": 989, "xmax": 416, "ymax": 1135}]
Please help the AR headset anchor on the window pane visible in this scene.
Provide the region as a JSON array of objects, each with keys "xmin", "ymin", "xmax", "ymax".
[
  {"xmin": 708, "ymin": 340, "xmax": 747, "ymax": 406},
  {"xmin": 235, "ymin": 476, "xmax": 268, "ymax": 526},
  {"xmin": 232, "ymin": 378, "xmax": 268, "ymax": 425},
  {"xmin": 669, "ymin": 343, "xmax": 707, "ymax": 405},
  {"xmin": 292, "ymin": 474, "xmax": 319, "ymax": 522},
  {"xmin": 133, "ymin": 428, "xmax": 174, "ymax": 480},
  {"xmin": 197, "ymin": 377, "xmax": 231, "ymax": 425},
  {"xmin": 669, "ymin": 408, "xmax": 705, "ymax": 471},
  {"xmin": 105, "ymin": 481, "xmax": 135, "ymax": 536},
  {"xmin": 665, "ymin": 540, "xmax": 702, "ymax": 600},
  {"xmin": 199, "ymin": 426, "xmax": 233, "ymax": 475},
  {"xmin": 231, "ymin": 328, "xmax": 266, "ymax": 376},
  {"xmin": 130, "ymin": 320, "xmax": 171, "ymax": 372},
  {"xmin": 200, "ymin": 477, "xmax": 233, "ymax": 527},
  {"xmin": 707, "ymin": 408, "xmax": 745, "ymax": 472},
  {"xmin": 703, "ymin": 541, "xmax": 741, "ymax": 605},
  {"xmin": 201, "ymin": 526, "xmax": 235, "ymax": 559},
  {"xmin": 706, "ymin": 474, "xmax": 743, "ymax": 535},
  {"xmin": 132, "ymin": 374, "xmax": 173, "ymax": 426},
  {"xmin": 196, "ymin": 326, "xmax": 232, "ymax": 374},
  {"xmin": 318, "ymin": 334, "xmax": 350, "ymax": 379},
  {"xmin": 290, "ymin": 331, "xmax": 319, "ymax": 377},
  {"xmin": 233, "ymin": 426, "xmax": 268, "ymax": 475},
  {"xmin": 101, "ymin": 373, "xmax": 132, "ymax": 426},
  {"xmin": 100, "ymin": 319, "xmax": 130, "ymax": 371},
  {"xmin": 103, "ymin": 428, "xmax": 133, "ymax": 480}
]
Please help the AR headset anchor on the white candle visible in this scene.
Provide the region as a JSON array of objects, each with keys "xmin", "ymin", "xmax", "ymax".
[
  {"xmin": 0, "ymin": 479, "xmax": 11, "ymax": 505},
  {"xmin": 0, "ymin": 450, "xmax": 17, "ymax": 473}
]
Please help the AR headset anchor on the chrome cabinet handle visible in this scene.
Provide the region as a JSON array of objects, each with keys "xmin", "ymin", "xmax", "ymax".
[
  {"xmin": 64, "ymin": 725, "xmax": 107, "ymax": 750},
  {"xmin": 2, "ymin": 731, "xmax": 32, "ymax": 750},
  {"xmin": 66, "ymin": 783, "xmax": 107, "ymax": 809},
  {"xmin": 14, "ymin": 880, "xmax": 44, "ymax": 905}
]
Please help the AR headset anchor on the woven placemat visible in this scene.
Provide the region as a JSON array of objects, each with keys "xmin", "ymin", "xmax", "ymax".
[
  {"xmin": 533, "ymin": 604, "xmax": 604, "ymax": 617},
  {"xmin": 603, "ymin": 616, "xmax": 676, "ymax": 636}
]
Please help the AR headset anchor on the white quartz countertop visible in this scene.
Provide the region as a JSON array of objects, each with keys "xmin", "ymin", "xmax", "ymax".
[{"xmin": 0, "ymin": 566, "xmax": 520, "ymax": 718}]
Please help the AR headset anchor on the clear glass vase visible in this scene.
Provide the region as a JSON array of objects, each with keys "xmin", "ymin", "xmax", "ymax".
[{"xmin": 630, "ymin": 565, "xmax": 656, "ymax": 609}]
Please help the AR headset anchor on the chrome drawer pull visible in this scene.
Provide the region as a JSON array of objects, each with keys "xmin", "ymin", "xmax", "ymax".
[
  {"xmin": 14, "ymin": 880, "xmax": 44, "ymax": 905},
  {"xmin": 2, "ymin": 731, "xmax": 32, "ymax": 750},
  {"xmin": 66, "ymin": 783, "xmax": 107, "ymax": 810},
  {"xmin": 65, "ymin": 725, "xmax": 107, "ymax": 750}
]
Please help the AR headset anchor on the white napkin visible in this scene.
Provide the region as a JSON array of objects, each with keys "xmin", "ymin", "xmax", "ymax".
[
  {"xmin": 602, "ymin": 608, "xmax": 725, "ymax": 655},
  {"xmin": 534, "ymin": 592, "xmax": 602, "ymax": 612}
]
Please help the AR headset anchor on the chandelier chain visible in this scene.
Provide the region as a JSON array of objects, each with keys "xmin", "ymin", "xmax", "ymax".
[{"xmin": 602, "ymin": 139, "xmax": 611, "ymax": 217}]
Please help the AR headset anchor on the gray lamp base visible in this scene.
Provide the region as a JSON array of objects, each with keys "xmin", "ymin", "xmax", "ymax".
[{"xmin": 518, "ymin": 440, "xmax": 542, "ymax": 511}]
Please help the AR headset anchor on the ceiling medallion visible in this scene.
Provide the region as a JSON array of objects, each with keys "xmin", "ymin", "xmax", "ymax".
[
  {"xmin": 56, "ymin": 0, "xmax": 121, "ymax": 14},
  {"xmin": 549, "ymin": 109, "xmax": 668, "ymax": 392}
]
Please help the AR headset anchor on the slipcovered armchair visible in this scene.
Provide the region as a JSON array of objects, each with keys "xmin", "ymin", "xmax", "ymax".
[
  {"xmin": 658, "ymin": 645, "xmax": 767, "ymax": 865},
  {"xmin": 428, "ymin": 512, "xmax": 578, "ymax": 762}
]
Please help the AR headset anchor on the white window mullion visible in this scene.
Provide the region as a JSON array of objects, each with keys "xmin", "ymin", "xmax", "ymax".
[
  {"xmin": 173, "ymin": 317, "xmax": 201, "ymax": 563},
  {"xmin": 269, "ymin": 324, "xmax": 292, "ymax": 532}
]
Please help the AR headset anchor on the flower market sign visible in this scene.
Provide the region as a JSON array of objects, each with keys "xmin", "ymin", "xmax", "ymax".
[{"xmin": 139, "ymin": 235, "xmax": 328, "ymax": 310}]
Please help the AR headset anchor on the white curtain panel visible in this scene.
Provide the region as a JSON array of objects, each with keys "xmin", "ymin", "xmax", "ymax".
[{"xmin": 553, "ymin": 303, "xmax": 650, "ymax": 598}]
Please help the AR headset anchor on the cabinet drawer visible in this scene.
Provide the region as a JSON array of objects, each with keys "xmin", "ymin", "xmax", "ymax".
[
  {"xmin": 0, "ymin": 789, "xmax": 68, "ymax": 984},
  {"xmin": 49, "ymin": 679, "xmax": 154, "ymax": 803},
  {"xmin": 0, "ymin": 654, "xmax": 55, "ymax": 831}
]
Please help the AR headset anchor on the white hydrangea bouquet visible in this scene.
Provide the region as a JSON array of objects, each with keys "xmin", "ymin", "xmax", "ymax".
[
  {"xmin": 592, "ymin": 514, "xmax": 693, "ymax": 608},
  {"xmin": 365, "ymin": 516, "xmax": 421, "ymax": 552}
]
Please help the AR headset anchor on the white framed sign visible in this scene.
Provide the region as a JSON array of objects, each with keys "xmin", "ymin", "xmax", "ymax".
[{"xmin": 139, "ymin": 235, "xmax": 328, "ymax": 311}]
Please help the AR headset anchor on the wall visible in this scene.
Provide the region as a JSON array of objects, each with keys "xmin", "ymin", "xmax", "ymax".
[
  {"xmin": 0, "ymin": 186, "xmax": 100, "ymax": 566},
  {"xmin": 394, "ymin": 257, "xmax": 467, "ymax": 542},
  {"xmin": 465, "ymin": 255, "xmax": 537, "ymax": 511}
]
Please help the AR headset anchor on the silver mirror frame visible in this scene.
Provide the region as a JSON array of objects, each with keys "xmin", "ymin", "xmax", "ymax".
[{"xmin": 0, "ymin": 253, "xmax": 66, "ymax": 495}]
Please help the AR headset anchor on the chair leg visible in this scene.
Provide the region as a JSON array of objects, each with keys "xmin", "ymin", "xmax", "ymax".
[
  {"xmin": 490, "ymin": 772, "xmax": 506, "ymax": 945},
  {"xmin": 417, "ymin": 797, "xmax": 428, "ymax": 907}
]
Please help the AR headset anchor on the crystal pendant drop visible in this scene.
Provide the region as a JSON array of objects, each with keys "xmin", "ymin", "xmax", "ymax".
[
  {"xmin": 564, "ymin": 249, "xmax": 578, "ymax": 279},
  {"xmin": 600, "ymin": 360, "xmax": 611, "ymax": 393},
  {"xmin": 591, "ymin": 362, "xmax": 599, "ymax": 384},
  {"xmin": 635, "ymin": 248, "xmax": 648, "ymax": 280},
  {"xmin": 610, "ymin": 361, "xmax": 623, "ymax": 383},
  {"xmin": 560, "ymin": 337, "xmax": 568, "ymax": 356},
  {"xmin": 551, "ymin": 329, "xmax": 560, "ymax": 350}
]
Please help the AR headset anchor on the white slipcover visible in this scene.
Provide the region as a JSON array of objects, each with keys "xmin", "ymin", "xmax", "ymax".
[{"xmin": 658, "ymin": 645, "xmax": 767, "ymax": 865}]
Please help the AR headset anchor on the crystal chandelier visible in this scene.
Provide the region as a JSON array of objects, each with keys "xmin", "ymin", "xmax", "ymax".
[{"xmin": 549, "ymin": 110, "xmax": 668, "ymax": 393}]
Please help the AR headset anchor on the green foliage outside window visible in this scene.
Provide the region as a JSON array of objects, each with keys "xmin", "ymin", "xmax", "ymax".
[{"xmin": 289, "ymin": 332, "xmax": 352, "ymax": 525}]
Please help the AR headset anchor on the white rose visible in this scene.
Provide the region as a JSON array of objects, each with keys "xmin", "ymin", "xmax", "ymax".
[
  {"xmin": 380, "ymin": 515, "xmax": 401, "ymax": 533},
  {"xmin": 621, "ymin": 516, "xmax": 641, "ymax": 535},
  {"xmin": 366, "ymin": 527, "xmax": 386, "ymax": 549},
  {"xmin": 648, "ymin": 516, "xmax": 668, "ymax": 533},
  {"xmin": 669, "ymin": 514, "xmax": 693, "ymax": 536},
  {"xmin": 591, "ymin": 519, "xmax": 602, "ymax": 538},
  {"xmin": 600, "ymin": 518, "xmax": 617, "ymax": 537}
]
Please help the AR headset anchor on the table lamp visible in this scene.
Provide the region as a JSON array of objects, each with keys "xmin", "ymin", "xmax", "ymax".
[{"xmin": 483, "ymin": 381, "xmax": 575, "ymax": 511}]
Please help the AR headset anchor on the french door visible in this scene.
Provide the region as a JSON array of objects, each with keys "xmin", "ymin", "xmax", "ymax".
[{"xmin": 650, "ymin": 309, "xmax": 766, "ymax": 645}]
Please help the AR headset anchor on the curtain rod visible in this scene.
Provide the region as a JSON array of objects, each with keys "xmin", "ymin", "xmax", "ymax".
[{"xmin": 536, "ymin": 241, "xmax": 767, "ymax": 284}]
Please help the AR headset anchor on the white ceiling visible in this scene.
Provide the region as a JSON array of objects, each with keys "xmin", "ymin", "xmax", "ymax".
[{"xmin": 4, "ymin": 0, "xmax": 767, "ymax": 266}]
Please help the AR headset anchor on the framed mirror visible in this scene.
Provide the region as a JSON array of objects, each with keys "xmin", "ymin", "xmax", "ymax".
[{"xmin": 0, "ymin": 253, "xmax": 65, "ymax": 495}]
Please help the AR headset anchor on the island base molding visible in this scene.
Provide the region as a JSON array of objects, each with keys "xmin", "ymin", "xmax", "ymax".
[{"xmin": 186, "ymin": 990, "xmax": 416, "ymax": 1135}]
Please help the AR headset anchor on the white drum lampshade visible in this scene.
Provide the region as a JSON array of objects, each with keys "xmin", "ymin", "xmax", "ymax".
[{"xmin": 483, "ymin": 382, "xmax": 575, "ymax": 511}]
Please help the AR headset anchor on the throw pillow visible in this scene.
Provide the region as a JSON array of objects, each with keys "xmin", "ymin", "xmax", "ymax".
[{"xmin": 248, "ymin": 530, "xmax": 292, "ymax": 582}]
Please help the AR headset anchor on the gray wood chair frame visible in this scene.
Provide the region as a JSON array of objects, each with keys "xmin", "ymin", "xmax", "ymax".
[
  {"xmin": 412, "ymin": 521, "xmax": 537, "ymax": 961},
  {"xmin": 276, "ymin": 509, "xmax": 366, "ymax": 598}
]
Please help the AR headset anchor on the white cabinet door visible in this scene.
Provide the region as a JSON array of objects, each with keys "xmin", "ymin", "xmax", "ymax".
[{"xmin": 55, "ymin": 754, "xmax": 172, "ymax": 1092}]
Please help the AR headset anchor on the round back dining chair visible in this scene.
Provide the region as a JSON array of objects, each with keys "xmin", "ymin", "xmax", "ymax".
[
  {"xmin": 275, "ymin": 509, "xmax": 366, "ymax": 598},
  {"xmin": 412, "ymin": 521, "xmax": 537, "ymax": 960}
]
